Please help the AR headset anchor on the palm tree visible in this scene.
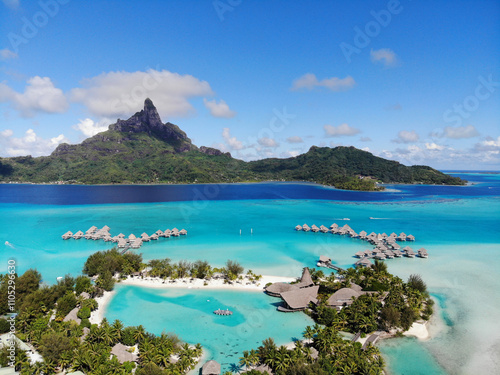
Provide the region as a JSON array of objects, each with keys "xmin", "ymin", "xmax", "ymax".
[
  {"xmin": 303, "ymin": 325, "xmax": 315, "ymax": 341},
  {"xmin": 372, "ymin": 259, "xmax": 387, "ymax": 274},
  {"xmin": 249, "ymin": 348, "xmax": 259, "ymax": 367},
  {"xmin": 239, "ymin": 350, "xmax": 252, "ymax": 369},
  {"xmin": 133, "ymin": 325, "xmax": 146, "ymax": 343}
]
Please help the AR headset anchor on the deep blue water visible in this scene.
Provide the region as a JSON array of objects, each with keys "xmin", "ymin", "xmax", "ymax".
[{"xmin": 0, "ymin": 172, "xmax": 498, "ymax": 205}]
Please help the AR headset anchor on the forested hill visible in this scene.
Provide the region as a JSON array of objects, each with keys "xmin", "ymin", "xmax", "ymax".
[{"xmin": 0, "ymin": 99, "xmax": 465, "ymax": 191}]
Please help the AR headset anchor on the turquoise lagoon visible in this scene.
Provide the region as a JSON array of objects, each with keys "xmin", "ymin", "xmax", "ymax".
[{"xmin": 1, "ymin": 173, "xmax": 499, "ymax": 374}]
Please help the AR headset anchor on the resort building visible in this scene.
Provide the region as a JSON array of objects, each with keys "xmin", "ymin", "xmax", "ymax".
[
  {"xmin": 110, "ymin": 343, "xmax": 138, "ymax": 364},
  {"xmin": 327, "ymin": 284, "xmax": 364, "ymax": 310},
  {"xmin": 265, "ymin": 267, "xmax": 314, "ymax": 297},
  {"xmin": 202, "ymin": 360, "xmax": 221, "ymax": 375},
  {"xmin": 278, "ymin": 285, "xmax": 319, "ymax": 312}
]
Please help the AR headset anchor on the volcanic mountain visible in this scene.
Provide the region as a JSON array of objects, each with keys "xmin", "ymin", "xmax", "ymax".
[{"xmin": 0, "ymin": 99, "xmax": 464, "ymax": 190}]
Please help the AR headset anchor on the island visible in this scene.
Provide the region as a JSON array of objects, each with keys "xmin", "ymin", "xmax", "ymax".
[{"xmin": 0, "ymin": 99, "xmax": 465, "ymax": 191}]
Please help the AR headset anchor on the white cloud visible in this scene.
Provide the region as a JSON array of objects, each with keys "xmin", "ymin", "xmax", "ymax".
[
  {"xmin": 474, "ymin": 136, "xmax": 500, "ymax": 152},
  {"xmin": 425, "ymin": 142, "xmax": 446, "ymax": 151},
  {"xmin": 291, "ymin": 73, "xmax": 355, "ymax": 91},
  {"xmin": 370, "ymin": 48, "xmax": 398, "ymax": 67},
  {"xmin": 286, "ymin": 136, "xmax": 303, "ymax": 144},
  {"xmin": 72, "ymin": 118, "xmax": 110, "ymax": 138},
  {"xmin": 222, "ymin": 127, "xmax": 244, "ymax": 150},
  {"xmin": 0, "ymin": 76, "xmax": 68, "ymax": 117},
  {"xmin": 392, "ymin": 130, "xmax": 419, "ymax": 144},
  {"xmin": 258, "ymin": 137, "xmax": 279, "ymax": 148},
  {"xmin": 0, "ymin": 48, "xmax": 18, "ymax": 60},
  {"xmin": 360, "ymin": 136, "xmax": 372, "ymax": 142},
  {"xmin": 443, "ymin": 125, "xmax": 479, "ymax": 139},
  {"xmin": 203, "ymin": 98, "xmax": 236, "ymax": 118},
  {"xmin": 70, "ymin": 69, "xmax": 213, "ymax": 119},
  {"xmin": 324, "ymin": 123, "xmax": 360, "ymax": 137},
  {"xmin": 0, "ymin": 128, "xmax": 69, "ymax": 157}
]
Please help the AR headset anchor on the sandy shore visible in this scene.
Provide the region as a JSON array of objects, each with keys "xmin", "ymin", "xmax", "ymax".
[
  {"xmin": 403, "ymin": 321, "xmax": 430, "ymax": 340},
  {"xmin": 89, "ymin": 290, "xmax": 115, "ymax": 325},
  {"xmin": 120, "ymin": 274, "xmax": 296, "ymax": 291}
]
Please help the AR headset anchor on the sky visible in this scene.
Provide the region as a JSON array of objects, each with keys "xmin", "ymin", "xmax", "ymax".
[{"xmin": 0, "ymin": 0, "xmax": 499, "ymax": 170}]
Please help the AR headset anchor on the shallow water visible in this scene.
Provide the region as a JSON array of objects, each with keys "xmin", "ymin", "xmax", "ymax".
[{"xmin": 1, "ymin": 172, "xmax": 499, "ymax": 374}]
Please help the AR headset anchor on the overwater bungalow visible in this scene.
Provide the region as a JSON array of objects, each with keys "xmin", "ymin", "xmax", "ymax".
[
  {"xmin": 354, "ymin": 251, "xmax": 365, "ymax": 258},
  {"xmin": 140, "ymin": 233, "xmax": 150, "ymax": 242},
  {"xmin": 117, "ymin": 239, "xmax": 127, "ymax": 248},
  {"xmin": 172, "ymin": 228, "xmax": 180, "ymax": 236},
  {"xmin": 355, "ymin": 258, "xmax": 372, "ymax": 268},
  {"xmin": 278, "ymin": 285, "xmax": 319, "ymax": 312},
  {"xmin": 330, "ymin": 223, "xmax": 339, "ymax": 229},
  {"xmin": 319, "ymin": 225, "xmax": 329, "ymax": 233},
  {"xmin": 131, "ymin": 238, "xmax": 143, "ymax": 249},
  {"xmin": 164, "ymin": 229, "xmax": 172, "ymax": 237},
  {"xmin": 398, "ymin": 232, "xmax": 407, "ymax": 241},
  {"xmin": 302, "ymin": 224, "xmax": 311, "ymax": 232},
  {"xmin": 180, "ymin": 229, "xmax": 188, "ymax": 235},
  {"xmin": 128, "ymin": 234, "xmax": 136, "ymax": 240},
  {"xmin": 393, "ymin": 249, "xmax": 403, "ymax": 257},
  {"xmin": 117, "ymin": 233, "xmax": 125, "ymax": 238},
  {"xmin": 317, "ymin": 255, "xmax": 332, "ymax": 267},
  {"xmin": 62, "ymin": 231, "xmax": 73, "ymax": 240},
  {"xmin": 418, "ymin": 248, "xmax": 429, "ymax": 258},
  {"xmin": 405, "ymin": 248, "xmax": 416, "ymax": 258},
  {"xmin": 156, "ymin": 229, "xmax": 164, "ymax": 237},
  {"xmin": 111, "ymin": 343, "xmax": 138, "ymax": 364},
  {"xmin": 73, "ymin": 230, "xmax": 84, "ymax": 239},
  {"xmin": 386, "ymin": 250, "xmax": 395, "ymax": 259},
  {"xmin": 359, "ymin": 230, "xmax": 367, "ymax": 238},
  {"xmin": 149, "ymin": 233, "xmax": 159, "ymax": 240},
  {"xmin": 374, "ymin": 253, "xmax": 387, "ymax": 260},
  {"xmin": 86, "ymin": 226, "xmax": 97, "ymax": 234},
  {"xmin": 202, "ymin": 360, "xmax": 221, "ymax": 375},
  {"xmin": 407, "ymin": 234, "xmax": 416, "ymax": 241},
  {"xmin": 295, "ymin": 225, "xmax": 302, "ymax": 231},
  {"xmin": 311, "ymin": 224, "xmax": 320, "ymax": 232},
  {"xmin": 392, "ymin": 243, "xmax": 401, "ymax": 250},
  {"xmin": 364, "ymin": 249, "xmax": 373, "ymax": 256},
  {"xmin": 403, "ymin": 246, "xmax": 413, "ymax": 252},
  {"xmin": 103, "ymin": 235, "xmax": 113, "ymax": 242}
]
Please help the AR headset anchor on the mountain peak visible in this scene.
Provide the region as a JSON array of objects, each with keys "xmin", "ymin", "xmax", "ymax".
[{"xmin": 142, "ymin": 98, "xmax": 162, "ymax": 127}]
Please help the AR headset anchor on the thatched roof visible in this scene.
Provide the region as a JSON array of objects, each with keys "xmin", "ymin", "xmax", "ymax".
[
  {"xmin": 327, "ymin": 287, "xmax": 362, "ymax": 307},
  {"xmin": 355, "ymin": 258, "xmax": 372, "ymax": 267},
  {"xmin": 319, "ymin": 255, "xmax": 331, "ymax": 262},
  {"xmin": 249, "ymin": 364, "xmax": 274, "ymax": 374},
  {"xmin": 111, "ymin": 343, "xmax": 137, "ymax": 364},
  {"xmin": 265, "ymin": 282, "xmax": 299, "ymax": 296},
  {"xmin": 63, "ymin": 307, "xmax": 81, "ymax": 324},
  {"xmin": 295, "ymin": 267, "xmax": 314, "ymax": 288},
  {"xmin": 202, "ymin": 360, "xmax": 221, "ymax": 375},
  {"xmin": 281, "ymin": 285, "xmax": 319, "ymax": 309}
]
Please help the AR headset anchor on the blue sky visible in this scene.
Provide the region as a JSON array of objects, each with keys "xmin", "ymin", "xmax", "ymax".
[{"xmin": 0, "ymin": 0, "xmax": 499, "ymax": 169}]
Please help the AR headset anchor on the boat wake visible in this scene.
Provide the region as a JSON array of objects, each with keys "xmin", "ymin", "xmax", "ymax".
[{"xmin": 4, "ymin": 241, "xmax": 14, "ymax": 248}]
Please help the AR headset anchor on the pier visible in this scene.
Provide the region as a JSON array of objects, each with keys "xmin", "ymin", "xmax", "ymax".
[
  {"xmin": 317, "ymin": 255, "xmax": 344, "ymax": 271},
  {"xmin": 62, "ymin": 225, "xmax": 188, "ymax": 251}
]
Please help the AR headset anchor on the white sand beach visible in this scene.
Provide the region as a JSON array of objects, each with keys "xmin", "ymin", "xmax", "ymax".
[
  {"xmin": 89, "ymin": 290, "xmax": 115, "ymax": 325},
  {"xmin": 403, "ymin": 321, "xmax": 430, "ymax": 340},
  {"xmin": 120, "ymin": 274, "xmax": 296, "ymax": 291}
]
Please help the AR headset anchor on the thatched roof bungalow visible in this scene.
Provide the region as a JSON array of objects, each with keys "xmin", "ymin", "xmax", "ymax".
[
  {"xmin": 327, "ymin": 287, "xmax": 362, "ymax": 309},
  {"xmin": 295, "ymin": 225, "xmax": 302, "ymax": 231},
  {"xmin": 111, "ymin": 343, "xmax": 137, "ymax": 364},
  {"xmin": 73, "ymin": 230, "xmax": 84, "ymax": 239},
  {"xmin": 202, "ymin": 360, "xmax": 221, "ymax": 375},
  {"xmin": 62, "ymin": 231, "xmax": 73, "ymax": 240},
  {"xmin": 265, "ymin": 282, "xmax": 299, "ymax": 297},
  {"xmin": 63, "ymin": 307, "xmax": 81, "ymax": 324},
  {"xmin": 180, "ymin": 229, "xmax": 188, "ymax": 235},
  {"xmin": 302, "ymin": 224, "xmax": 311, "ymax": 232},
  {"xmin": 407, "ymin": 234, "xmax": 415, "ymax": 241},
  {"xmin": 355, "ymin": 258, "xmax": 372, "ymax": 268},
  {"xmin": 278, "ymin": 285, "xmax": 319, "ymax": 312}
]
